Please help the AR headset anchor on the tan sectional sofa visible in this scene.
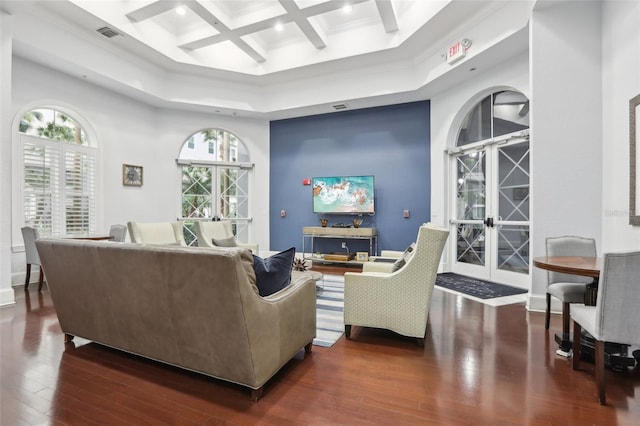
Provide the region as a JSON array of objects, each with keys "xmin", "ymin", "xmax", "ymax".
[{"xmin": 36, "ymin": 239, "xmax": 316, "ymax": 401}]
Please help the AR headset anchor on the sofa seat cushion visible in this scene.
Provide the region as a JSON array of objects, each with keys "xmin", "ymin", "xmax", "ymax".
[{"xmin": 253, "ymin": 247, "xmax": 296, "ymax": 297}]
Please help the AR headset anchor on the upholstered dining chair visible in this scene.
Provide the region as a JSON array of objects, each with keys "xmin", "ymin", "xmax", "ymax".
[
  {"xmin": 545, "ymin": 236, "xmax": 597, "ymax": 341},
  {"xmin": 571, "ymin": 251, "xmax": 640, "ymax": 405},
  {"xmin": 343, "ymin": 223, "xmax": 449, "ymax": 346},
  {"xmin": 127, "ymin": 221, "xmax": 186, "ymax": 245},
  {"xmin": 21, "ymin": 226, "xmax": 45, "ymax": 291},
  {"xmin": 108, "ymin": 224, "xmax": 127, "ymax": 242},
  {"xmin": 195, "ymin": 221, "xmax": 259, "ymax": 253}
]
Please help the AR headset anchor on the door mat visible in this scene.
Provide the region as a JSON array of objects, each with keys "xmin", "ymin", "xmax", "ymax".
[{"xmin": 435, "ymin": 272, "xmax": 527, "ymax": 300}]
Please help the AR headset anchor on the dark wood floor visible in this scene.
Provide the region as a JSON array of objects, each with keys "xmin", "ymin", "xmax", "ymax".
[{"xmin": 2, "ymin": 285, "xmax": 639, "ymax": 425}]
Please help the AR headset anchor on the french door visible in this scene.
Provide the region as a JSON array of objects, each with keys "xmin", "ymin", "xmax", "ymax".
[{"xmin": 449, "ymin": 135, "xmax": 530, "ymax": 286}]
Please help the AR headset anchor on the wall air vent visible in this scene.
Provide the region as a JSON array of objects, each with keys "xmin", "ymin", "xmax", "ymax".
[
  {"xmin": 331, "ymin": 103, "xmax": 349, "ymax": 110},
  {"xmin": 97, "ymin": 26, "xmax": 121, "ymax": 38}
]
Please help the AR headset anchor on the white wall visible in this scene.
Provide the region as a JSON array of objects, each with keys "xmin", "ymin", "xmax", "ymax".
[
  {"xmin": 529, "ymin": 1, "xmax": 604, "ymax": 309},
  {"xmin": 0, "ymin": 11, "xmax": 14, "ymax": 306},
  {"xmin": 7, "ymin": 57, "xmax": 270, "ymax": 287},
  {"xmin": 601, "ymin": 0, "xmax": 640, "ymax": 251}
]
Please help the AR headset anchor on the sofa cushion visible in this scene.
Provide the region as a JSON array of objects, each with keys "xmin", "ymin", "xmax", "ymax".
[
  {"xmin": 392, "ymin": 243, "xmax": 416, "ymax": 272},
  {"xmin": 253, "ymin": 247, "xmax": 295, "ymax": 297},
  {"xmin": 213, "ymin": 237, "xmax": 237, "ymax": 247}
]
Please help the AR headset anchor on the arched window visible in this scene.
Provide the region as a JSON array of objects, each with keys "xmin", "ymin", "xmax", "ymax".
[
  {"xmin": 177, "ymin": 129, "xmax": 252, "ymax": 246},
  {"xmin": 18, "ymin": 107, "xmax": 96, "ymax": 237}
]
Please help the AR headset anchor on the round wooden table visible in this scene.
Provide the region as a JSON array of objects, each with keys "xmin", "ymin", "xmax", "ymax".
[{"xmin": 533, "ymin": 256, "xmax": 601, "ymax": 278}]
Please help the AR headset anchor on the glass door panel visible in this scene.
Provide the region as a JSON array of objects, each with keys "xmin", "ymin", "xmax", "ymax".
[
  {"xmin": 451, "ymin": 150, "xmax": 491, "ymax": 279},
  {"xmin": 492, "ymin": 141, "xmax": 530, "ymax": 285}
]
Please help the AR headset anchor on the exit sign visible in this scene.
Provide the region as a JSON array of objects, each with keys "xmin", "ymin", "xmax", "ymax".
[{"xmin": 447, "ymin": 40, "xmax": 467, "ymax": 65}]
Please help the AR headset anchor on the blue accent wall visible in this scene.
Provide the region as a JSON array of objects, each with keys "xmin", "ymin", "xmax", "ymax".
[{"xmin": 269, "ymin": 101, "xmax": 431, "ymax": 255}]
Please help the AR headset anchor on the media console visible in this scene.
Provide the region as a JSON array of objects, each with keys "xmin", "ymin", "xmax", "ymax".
[{"xmin": 302, "ymin": 226, "xmax": 378, "ymax": 264}]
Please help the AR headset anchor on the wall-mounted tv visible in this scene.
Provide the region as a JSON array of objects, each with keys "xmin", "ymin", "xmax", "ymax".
[{"xmin": 312, "ymin": 175, "xmax": 375, "ymax": 214}]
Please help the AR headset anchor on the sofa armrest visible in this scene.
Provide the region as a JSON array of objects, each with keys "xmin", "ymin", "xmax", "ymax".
[{"xmin": 244, "ymin": 273, "xmax": 316, "ymax": 386}]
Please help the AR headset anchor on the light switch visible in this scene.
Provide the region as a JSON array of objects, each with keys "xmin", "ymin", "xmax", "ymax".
[
  {"xmin": 403, "ymin": 210, "xmax": 410, "ymax": 218},
  {"xmin": 281, "ymin": 209, "xmax": 286, "ymax": 217}
]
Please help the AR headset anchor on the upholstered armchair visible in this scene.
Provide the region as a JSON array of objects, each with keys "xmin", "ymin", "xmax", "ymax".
[
  {"xmin": 344, "ymin": 224, "xmax": 449, "ymax": 346},
  {"xmin": 195, "ymin": 221, "xmax": 259, "ymax": 253},
  {"xmin": 127, "ymin": 221, "xmax": 186, "ymax": 245}
]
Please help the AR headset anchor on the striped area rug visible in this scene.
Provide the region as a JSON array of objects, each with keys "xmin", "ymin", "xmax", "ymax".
[{"xmin": 313, "ymin": 274, "xmax": 344, "ymax": 347}]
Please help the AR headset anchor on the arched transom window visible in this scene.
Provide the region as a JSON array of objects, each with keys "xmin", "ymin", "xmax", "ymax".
[{"xmin": 457, "ymin": 90, "xmax": 529, "ymax": 147}]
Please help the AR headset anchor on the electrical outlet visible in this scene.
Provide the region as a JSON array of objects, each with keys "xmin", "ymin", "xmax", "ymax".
[{"xmin": 341, "ymin": 242, "xmax": 347, "ymax": 248}]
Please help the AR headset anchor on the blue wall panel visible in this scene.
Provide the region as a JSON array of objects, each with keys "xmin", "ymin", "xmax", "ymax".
[{"xmin": 269, "ymin": 101, "xmax": 431, "ymax": 255}]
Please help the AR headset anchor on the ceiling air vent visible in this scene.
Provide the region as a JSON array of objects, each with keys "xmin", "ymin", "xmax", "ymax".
[
  {"xmin": 97, "ymin": 26, "xmax": 121, "ymax": 38},
  {"xmin": 331, "ymin": 103, "xmax": 349, "ymax": 111}
]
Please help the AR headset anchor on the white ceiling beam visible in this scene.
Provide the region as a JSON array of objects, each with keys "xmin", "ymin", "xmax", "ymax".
[
  {"xmin": 183, "ymin": 0, "xmax": 266, "ymax": 63},
  {"xmin": 375, "ymin": 0, "xmax": 398, "ymax": 33},
  {"xmin": 278, "ymin": 0, "xmax": 326, "ymax": 50},
  {"xmin": 179, "ymin": 0, "xmax": 370, "ymax": 52},
  {"xmin": 126, "ymin": 0, "xmax": 180, "ymax": 23}
]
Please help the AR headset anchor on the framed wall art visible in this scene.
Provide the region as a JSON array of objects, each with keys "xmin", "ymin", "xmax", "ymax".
[
  {"xmin": 123, "ymin": 164, "xmax": 143, "ymax": 187},
  {"xmin": 630, "ymin": 94, "xmax": 640, "ymax": 226},
  {"xmin": 356, "ymin": 251, "xmax": 369, "ymax": 262}
]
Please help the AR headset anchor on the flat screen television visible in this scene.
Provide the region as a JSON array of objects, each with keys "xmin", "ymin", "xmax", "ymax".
[{"xmin": 312, "ymin": 175, "xmax": 375, "ymax": 214}]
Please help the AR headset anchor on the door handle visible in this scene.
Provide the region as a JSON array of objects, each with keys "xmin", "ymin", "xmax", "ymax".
[{"xmin": 484, "ymin": 217, "xmax": 494, "ymax": 228}]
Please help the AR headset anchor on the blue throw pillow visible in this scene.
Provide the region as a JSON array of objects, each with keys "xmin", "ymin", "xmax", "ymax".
[{"xmin": 253, "ymin": 247, "xmax": 296, "ymax": 297}]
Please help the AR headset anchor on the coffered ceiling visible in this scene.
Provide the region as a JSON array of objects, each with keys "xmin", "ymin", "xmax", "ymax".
[{"xmin": 1, "ymin": 0, "xmax": 534, "ymax": 118}]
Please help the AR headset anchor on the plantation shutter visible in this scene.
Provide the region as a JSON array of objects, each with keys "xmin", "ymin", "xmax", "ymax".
[
  {"xmin": 23, "ymin": 136, "xmax": 62, "ymax": 236},
  {"xmin": 21, "ymin": 134, "xmax": 96, "ymax": 237},
  {"xmin": 64, "ymin": 147, "xmax": 96, "ymax": 235}
]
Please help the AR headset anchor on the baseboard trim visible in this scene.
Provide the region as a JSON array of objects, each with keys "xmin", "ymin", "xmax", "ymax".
[
  {"xmin": 0, "ymin": 287, "xmax": 16, "ymax": 307},
  {"xmin": 527, "ymin": 293, "xmax": 561, "ymax": 314}
]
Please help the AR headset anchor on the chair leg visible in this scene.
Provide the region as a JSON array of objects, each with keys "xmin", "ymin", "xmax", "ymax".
[
  {"xmin": 251, "ymin": 386, "xmax": 264, "ymax": 402},
  {"xmin": 24, "ymin": 264, "xmax": 32, "ymax": 290},
  {"xmin": 572, "ymin": 321, "xmax": 582, "ymax": 370},
  {"xmin": 595, "ymin": 339, "xmax": 606, "ymax": 405},
  {"xmin": 562, "ymin": 302, "xmax": 571, "ymax": 339},
  {"xmin": 37, "ymin": 266, "xmax": 44, "ymax": 292},
  {"xmin": 545, "ymin": 293, "xmax": 551, "ymax": 329}
]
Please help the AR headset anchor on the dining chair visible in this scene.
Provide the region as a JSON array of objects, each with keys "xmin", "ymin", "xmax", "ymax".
[
  {"xmin": 21, "ymin": 226, "xmax": 45, "ymax": 292},
  {"xmin": 545, "ymin": 236, "xmax": 597, "ymax": 341},
  {"xmin": 108, "ymin": 224, "xmax": 127, "ymax": 242},
  {"xmin": 570, "ymin": 251, "xmax": 640, "ymax": 405}
]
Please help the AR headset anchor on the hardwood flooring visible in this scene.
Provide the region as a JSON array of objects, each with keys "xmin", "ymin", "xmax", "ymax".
[{"xmin": 2, "ymin": 285, "xmax": 639, "ymax": 425}]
